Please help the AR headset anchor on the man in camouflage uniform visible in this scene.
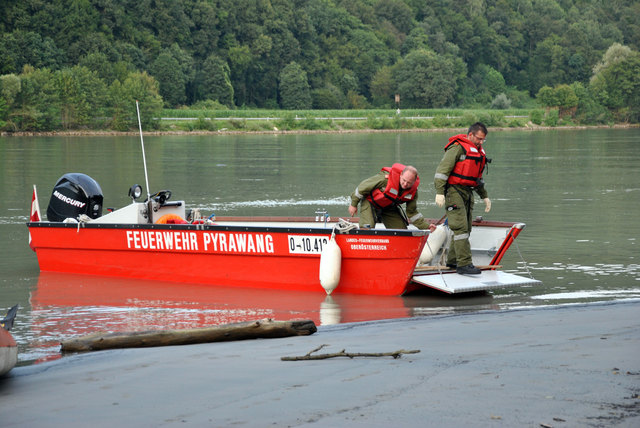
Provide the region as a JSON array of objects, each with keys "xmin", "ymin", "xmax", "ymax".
[
  {"xmin": 349, "ymin": 164, "xmax": 430, "ymax": 230},
  {"xmin": 434, "ymin": 122, "xmax": 492, "ymax": 275}
]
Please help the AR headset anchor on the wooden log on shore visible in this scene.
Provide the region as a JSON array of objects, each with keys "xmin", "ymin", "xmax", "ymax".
[{"xmin": 60, "ymin": 319, "xmax": 317, "ymax": 353}]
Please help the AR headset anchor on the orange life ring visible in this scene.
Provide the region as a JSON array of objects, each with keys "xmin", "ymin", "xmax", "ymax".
[{"xmin": 155, "ymin": 214, "xmax": 188, "ymax": 224}]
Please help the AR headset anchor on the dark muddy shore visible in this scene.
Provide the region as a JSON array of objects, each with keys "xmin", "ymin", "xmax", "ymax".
[{"xmin": 2, "ymin": 301, "xmax": 638, "ymax": 427}]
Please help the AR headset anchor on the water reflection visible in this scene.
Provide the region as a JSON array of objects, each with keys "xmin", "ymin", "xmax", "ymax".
[
  {"xmin": 23, "ymin": 272, "xmax": 508, "ymax": 364},
  {"xmin": 28, "ymin": 272, "xmax": 403, "ymax": 362}
]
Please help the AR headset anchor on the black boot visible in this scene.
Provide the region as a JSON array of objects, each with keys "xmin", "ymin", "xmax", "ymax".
[{"xmin": 456, "ymin": 264, "xmax": 481, "ymax": 275}]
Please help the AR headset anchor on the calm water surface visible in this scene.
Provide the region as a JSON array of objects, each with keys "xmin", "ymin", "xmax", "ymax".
[{"xmin": 1, "ymin": 129, "xmax": 639, "ymax": 364}]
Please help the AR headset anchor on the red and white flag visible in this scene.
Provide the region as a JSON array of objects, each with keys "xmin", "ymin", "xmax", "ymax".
[
  {"xmin": 30, "ymin": 185, "xmax": 41, "ymax": 222},
  {"xmin": 29, "ymin": 185, "xmax": 42, "ymax": 251}
]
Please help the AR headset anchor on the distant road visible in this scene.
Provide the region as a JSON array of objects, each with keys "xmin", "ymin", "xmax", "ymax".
[{"xmin": 161, "ymin": 115, "xmax": 529, "ymax": 121}]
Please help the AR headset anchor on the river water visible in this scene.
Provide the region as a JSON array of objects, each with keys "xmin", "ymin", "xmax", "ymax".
[{"xmin": 1, "ymin": 128, "xmax": 639, "ymax": 364}]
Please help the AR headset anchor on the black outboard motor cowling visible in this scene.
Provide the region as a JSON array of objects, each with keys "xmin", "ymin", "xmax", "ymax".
[{"xmin": 47, "ymin": 173, "xmax": 104, "ymax": 222}]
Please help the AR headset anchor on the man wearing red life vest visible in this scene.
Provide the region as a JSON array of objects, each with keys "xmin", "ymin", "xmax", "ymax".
[
  {"xmin": 434, "ymin": 122, "xmax": 492, "ymax": 275},
  {"xmin": 349, "ymin": 163, "xmax": 431, "ymax": 230}
]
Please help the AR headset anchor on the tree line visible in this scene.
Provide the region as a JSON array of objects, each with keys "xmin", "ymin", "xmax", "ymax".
[{"xmin": 0, "ymin": 0, "xmax": 639, "ymax": 132}]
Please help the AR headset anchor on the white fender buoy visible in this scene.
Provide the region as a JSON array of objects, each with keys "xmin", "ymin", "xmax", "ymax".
[
  {"xmin": 319, "ymin": 234, "xmax": 341, "ymax": 294},
  {"xmin": 419, "ymin": 224, "xmax": 448, "ymax": 264}
]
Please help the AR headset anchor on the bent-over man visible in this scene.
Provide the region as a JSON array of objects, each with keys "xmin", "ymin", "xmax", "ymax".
[{"xmin": 349, "ymin": 163, "xmax": 430, "ymax": 230}]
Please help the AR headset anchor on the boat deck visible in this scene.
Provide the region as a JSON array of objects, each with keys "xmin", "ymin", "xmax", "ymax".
[{"xmin": 412, "ymin": 269, "xmax": 541, "ymax": 294}]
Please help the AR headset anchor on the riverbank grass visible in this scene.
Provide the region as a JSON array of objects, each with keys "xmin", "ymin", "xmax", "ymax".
[{"xmin": 160, "ymin": 108, "xmax": 537, "ymax": 132}]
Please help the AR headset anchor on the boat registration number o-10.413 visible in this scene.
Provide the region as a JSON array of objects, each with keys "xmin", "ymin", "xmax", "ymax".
[{"xmin": 288, "ymin": 235, "xmax": 329, "ymax": 254}]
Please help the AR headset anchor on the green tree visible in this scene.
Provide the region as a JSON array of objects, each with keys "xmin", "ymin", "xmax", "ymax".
[
  {"xmin": 536, "ymin": 85, "xmax": 556, "ymax": 108},
  {"xmin": 0, "ymin": 74, "xmax": 21, "ymax": 107},
  {"xmin": 67, "ymin": 32, "xmax": 117, "ymax": 67},
  {"xmin": 13, "ymin": 66, "xmax": 60, "ymax": 131},
  {"xmin": 0, "ymin": 30, "xmax": 63, "ymax": 74},
  {"xmin": 591, "ymin": 43, "xmax": 633, "ymax": 77},
  {"xmin": 483, "ymin": 66, "xmax": 507, "ymax": 97},
  {"xmin": 151, "ymin": 51, "xmax": 186, "ymax": 107},
  {"xmin": 200, "ymin": 54, "xmax": 234, "ymax": 107},
  {"xmin": 490, "ymin": 93, "xmax": 511, "ymax": 109},
  {"xmin": 0, "ymin": 0, "xmax": 638, "ymax": 120},
  {"xmin": 554, "ymin": 83, "xmax": 578, "ymax": 117},
  {"xmin": 466, "ymin": 64, "xmax": 507, "ymax": 105},
  {"xmin": 370, "ymin": 65, "xmax": 394, "ymax": 107},
  {"xmin": 618, "ymin": 2, "xmax": 640, "ymax": 49},
  {"xmin": 402, "ymin": 27, "xmax": 430, "ymax": 55},
  {"xmin": 554, "ymin": 84, "xmax": 578, "ymax": 109},
  {"xmin": 227, "ymin": 45, "xmax": 253, "ymax": 106},
  {"xmin": 536, "ymin": 83, "xmax": 579, "ymax": 118},
  {"xmin": 570, "ymin": 81, "xmax": 609, "ymax": 124},
  {"xmin": 167, "ymin": 44, "xmax": 196, "ymax": 102},
  {"xmin": 109, "ymin": 72, "xmax": 163, "ymax": 131},
  {"xmin": 79, "ymin": 52, "xmax": 136, "ymax": 86},
  {"xmin": 279, "ymin": 61, "xmax": 311, "ymax": 110},
  {"xmin": 0, "ymin": 96, "xmax": 6, "ymax": 129},
  {"xmin": 590, "ymin": 47, "xmax": 640, "ymax": 121},
  {"xmin": 79, "ymin": 53, "xmax": 115, "ymax": 83},
  {"xmin": 54, "ymin": 66, "xmax": 108, "ymax": 129},
  {"xmin": 188, "ymin": 0, "xmax": 221, "ymax": 61},
  {"xmin": 374, "ymin": 0, "xmax": 415, "ymax": 34},
  {"xmin": 311, "ymin": 84, "xmax": 345, "ymax": 109},
  {"xmin": 394, "ymin": 49, "xmax": 465, "ymax": 108},
  {"xmin": 523, "ymin": 0, "xmax": 567, "ymax": 56},
  {"xmin": 527, "ymin": 35, "xmax": 570, "ymax": 94}
]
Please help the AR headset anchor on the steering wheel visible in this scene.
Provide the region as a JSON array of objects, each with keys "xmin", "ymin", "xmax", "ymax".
[{"xmin": 147, "ymin": 190, "xmax": 172, "ymax": 205}]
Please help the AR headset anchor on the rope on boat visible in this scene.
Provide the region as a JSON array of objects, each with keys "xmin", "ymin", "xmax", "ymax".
[
  {"xmin": 512, "ymin": 239, "xmax": 535, "ymax": 279},
  {"xmin": 429, "ymin": 228, "xmax": 451, "ymax": 288},
  {"xmin": 62, "ymin": 214, "xmax": 92, "ymax": 232},
  {"xmin": 78, "ymin": 214, "xmax": 92, "ymax": 223},
  {"xmin": 78, "ymin": 214, "xmax": 92, "ymax": 232},
  {"xmin": 433, "ymin": 260, "xmax": 450, "ymax": 288},
  {"xmin": 332, "ymin": 218, "xmax": 358, "ymax": 235}
]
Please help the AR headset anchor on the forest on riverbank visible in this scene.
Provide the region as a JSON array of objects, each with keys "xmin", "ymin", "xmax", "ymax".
[{"xmin": 1, "ymin": 0, "xmax": 639, "ymax": 132}]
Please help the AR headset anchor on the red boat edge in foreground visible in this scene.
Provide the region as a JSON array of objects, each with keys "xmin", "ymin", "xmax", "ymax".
[
  {"xmin": 1, "ymin": 305, "xmax": 18, "ymax": 376},
  {"xmin": 27, "ymin": 175, "xmax": 539, "ymax": 296}
]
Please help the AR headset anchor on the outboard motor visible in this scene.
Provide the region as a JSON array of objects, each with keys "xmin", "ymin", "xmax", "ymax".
[{"xmin": 47, "ymin": 173, "xmax": 104, "ymax": 222}]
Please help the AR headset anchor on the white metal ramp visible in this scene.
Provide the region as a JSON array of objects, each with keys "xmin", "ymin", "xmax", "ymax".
[{"xmin": 412, "ymin": 270, "xmax": 542, "ymax": 294}]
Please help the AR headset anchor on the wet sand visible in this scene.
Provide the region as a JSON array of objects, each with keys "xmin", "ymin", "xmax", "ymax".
[{"xmin": 2, "ymin": 301, "xmax": 639, "ymax": 427}]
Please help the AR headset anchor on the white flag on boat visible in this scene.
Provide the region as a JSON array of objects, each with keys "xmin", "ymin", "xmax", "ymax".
[{"xmin": 29, "ymin": 185, "xmax": 41, "ymax": 250}]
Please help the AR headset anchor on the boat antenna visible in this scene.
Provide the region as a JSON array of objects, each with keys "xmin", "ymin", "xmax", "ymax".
[{"xmin": 135, "ymin": 100, "xmax": 152, "ymax": 202}]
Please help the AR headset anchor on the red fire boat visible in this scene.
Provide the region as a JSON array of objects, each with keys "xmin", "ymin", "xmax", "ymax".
[{"xmin": 27, "ymin": 173, "xmax": 539, "ymax": 296}]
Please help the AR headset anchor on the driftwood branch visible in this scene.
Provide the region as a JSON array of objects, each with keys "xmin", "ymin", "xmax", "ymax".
[
  {"xmin": 281, "ymin": 346, "xmax": 420, "ymax": 361},
  {"xmin": 61, "ymin": 319, "xmax": 317, "ymax": 353}
]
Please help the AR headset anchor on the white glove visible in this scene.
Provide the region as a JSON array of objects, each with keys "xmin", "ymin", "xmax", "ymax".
[
  {"xmin": 435, "ymin": 194, "xmax": 445, "ymax": 207},
  {"xmin": 483, "ymin": 198, "xmax": 491, "ymax": 213}
]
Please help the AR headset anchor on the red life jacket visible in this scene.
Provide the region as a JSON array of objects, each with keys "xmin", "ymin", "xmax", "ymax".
[
  {"xmin": 366, "ymin": 163, "xmax": 419, "ymax": 208},
  {"xmin": 445, "ymin": 134, "xmax": 486, "ymax": 187}
]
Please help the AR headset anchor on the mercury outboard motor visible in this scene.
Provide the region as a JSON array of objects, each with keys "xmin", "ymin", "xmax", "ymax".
[{"xmin": 47, "ymin": 173, "xmax": 104, "ymax": 222}]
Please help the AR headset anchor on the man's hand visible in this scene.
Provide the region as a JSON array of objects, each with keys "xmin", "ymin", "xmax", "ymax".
[
  {"xmin": 483, "ymin": 198, "xmax": 491, "ymax": 213},
  {"xmin": 348, "ymin": 205, "xmax": 358, "ymax": 216},
  {"xmin": 435, "ymin": 194, "xmax": 445, "ymax": 207}
]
